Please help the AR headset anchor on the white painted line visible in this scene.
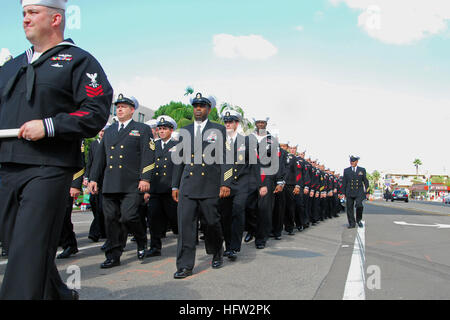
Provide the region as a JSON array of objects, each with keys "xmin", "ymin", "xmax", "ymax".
[
  {"xmin": 343, "ymin": 221, "xmax": 366, "ymax": 300},
  {"xmin": 394, "ymin": 221, "xmax": 450, "ymax": 229}
]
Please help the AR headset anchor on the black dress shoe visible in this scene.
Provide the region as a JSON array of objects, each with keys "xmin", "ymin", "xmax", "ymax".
[
  {"xmin": 357, "ymin": 221, "xmax": 364, "ymax": 228},
  {"xmin": 274, "ymin": 236, "xmax": 282, "ymax": 240},
  {"xmin": 287, "ymin": 230, "xmax": 295, "ymax": 236},
  {"xmin": 269, "ymin": 232, "xmax": 276, "ymax": 238},
  {"xmin": 137, "ymin": 249, "xmax": 146, "ymax": 260},
  {"xmin": 101, "ymin": 243, "xmax": 108, "ymax": 251},
  {"xmin": 1, "ymin": 248, "xmax": 8, "ymax": 257},
  {"xmin": 199, "ymin": 235, "xmax": 205, "ymax": 240},
  {"xmin": 71, "ymin": 290, "xmax": 79, "ymax": 300},
  {"xmin": 228, "ymin": 250, "xmax": 237, "ymax": 261},
  {"xmin": 130, "ymin": 237, "xmax": 136, "ymax": 242},
  {"xmin": 212, "ymin": 247, "xmax": 224, "ymax": 269},
  {"xmin": 244, "ymin": 233, "xmax": 254, "ymax": 243},
  {"xmin": 174, "ymin": 268, "xmax": 193, "ymax": 279},
  {"xmin": 297, "ymin": 226, "xmax": 304, "ymax": 232},
  {"xmin": 100, "ymin": 258, "xmax": 120, "ymax": 269},
  {"xmin": 348, "ymin": 224, "xmax": 356, "ymax": 229},
  {"xmin": 223, "ymin": 250, "xmax": 232, "ymax": 257},
  {"xmin": 57, "ymin": 246, "xmax": 78, "ymax": 259},
  {"xmin": 256, "ymin": 244, "xmax": 265, "ymax": 249},
  {"xmin": 88, "ymin": 235, "xmax": 99, "ymax": 243},
  {"xmin": 146, "ymin": 248, "xmax": 161, "ymax": 257}
]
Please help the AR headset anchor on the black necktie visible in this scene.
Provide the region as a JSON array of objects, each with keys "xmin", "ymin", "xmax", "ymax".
[
  {"xmin": 119, "ymin": 123, "xmax": 124, "ymax": 133},
  {"xmin": 3, "ymin": 45, "xmax": 68, "ymax": 101}
]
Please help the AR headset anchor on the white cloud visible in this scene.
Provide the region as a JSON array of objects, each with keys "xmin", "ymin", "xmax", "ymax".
[
  {"xmin": 295, "ymin": 25, "xmax": 304, "ymax": 32},
  {"xmin": 212, "ymin": 34, "xmax": 278, "ymax": 60},
  {"xmin": 330, "ymin": 0, "xmax": 450, "ymax": 45}
]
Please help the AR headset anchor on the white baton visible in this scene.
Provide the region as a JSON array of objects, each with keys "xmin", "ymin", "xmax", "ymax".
[{"xmin": 0, "ymin": 129, "xmax": 20, "ymax": 139}]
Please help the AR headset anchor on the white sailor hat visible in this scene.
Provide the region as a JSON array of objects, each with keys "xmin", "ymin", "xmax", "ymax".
[
  {"xmin": 156, "ymin": 115, "xmax": 177, "ymax": 130},
  {"xmin": 114, "ymin": 94, "xmax": 139, "ymax": 110},
  {"xmin": 190, "ymin": 92, "xmax": 217, "ymax": 109},
  {"xmin": 21, "ymin": 0, "xmax": 68, "ymax": 10},
  {"xmin": 350, "ymin": 155, "xmax": 360, "ymax": 162},
  {"xmin": 221, "ymin": 109, "xmax": 241, "ymax": 122},
  {"xmin": 145, "ymin": 119, "xmax": 158, "ymax": 128},
  {"xmin": 252, "ymin": 116, "xmax": 270, "ymax": 123}
]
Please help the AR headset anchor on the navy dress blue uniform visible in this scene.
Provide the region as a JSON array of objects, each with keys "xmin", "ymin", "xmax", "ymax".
[
  {"xmin": 342, "ymin": 157, "xmax": 369, "ymax": 227},
  {"xmin": 172, "ymin": 117, "xmax": 232, "ymax": 273},
  {"xmin": 294, "ymin": 156, "xmax": 310, "ymax": 230},
  {"xmin": 90, "ymin": 118, "xmax": 155, "ymax": 263},
  {"xmin": 219, "ymin": 131, "xmax": 261, "ymax": 256},
  {"xmin": 248, "ymin": 133, "xmax": 285, "ymax": 248},
  {"xmin": 86, "ymin": 137, "xmax": 106, "ymax": 241},
  {"xmin": 148, "ymin": 136, "xmax": 179, "ymax": 254},
  {"xmin": 0, "ymin": 39, "xmax": 112, "ymax": 299}
]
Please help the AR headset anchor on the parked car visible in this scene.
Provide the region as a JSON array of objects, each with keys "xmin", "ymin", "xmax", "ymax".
[
  {"xmin": 391, "ymin": 190, "xmax": 409, "ymax": 202},
  {"xmin": 443, "ymin": 195, "xmax": 450, "ymax": 205}
]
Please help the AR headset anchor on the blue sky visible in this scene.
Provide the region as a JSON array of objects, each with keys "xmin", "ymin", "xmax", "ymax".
[{"xmin": 1, "ymin": 0, "xmax": 449, "ymax": 174}]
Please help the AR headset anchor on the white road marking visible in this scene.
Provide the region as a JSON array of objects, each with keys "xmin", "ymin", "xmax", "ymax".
[
  {"xmin": 394, "ymin": 221, "xmax": 450, "ymax": 229},
  {"xmin": 343, "ymin": 221, "xmax": 366, "ymax": 300}
]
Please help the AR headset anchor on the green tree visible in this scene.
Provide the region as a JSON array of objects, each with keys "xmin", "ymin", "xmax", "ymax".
[
  {"xmin": 413, "ymin": 158, "xmax": 422, "ymax": 176},
  {"xmin": 372, "ymin": 170, "xmax": 381, "ymax": 189},
  {"xmin": 153, "ymin": 101, "xmax": 194, "ymax": 128},
  {"xmin": 366, "ymin": 171, "xmax": 375, "ymax": 194}
]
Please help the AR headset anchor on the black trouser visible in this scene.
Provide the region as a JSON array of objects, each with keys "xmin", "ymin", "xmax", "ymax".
[
  {"xmin": 59, "ymin": 196, "xmax": 78, "ymax": 250},
  {"xmin": 346, "ymin": 195, "xmax": 364, "ymax": 226},
  {"xmin": 295, "ymin": 191, "xmax": 309, "ymax": 227},
  {"xmin": 273, "ymin": 188, "xmax": 287, "ymax": 236},
  {"xmin": 149, "ymin": 193, "xmax": 178, "ymax": 250},
  {"xmin": 255, "ymin": 184, "xmax": 275, "ymax": 246},
  {"xmin": 176, "ymin": 195, "xmax": 223, "ymax": 271},
  {"xmin": 333, "ymin": 195, "xmax": 340, "ymax": 216},
  {"xmin": 245, "ymin": 189, "xmax": 258, "ymax": 235},
  {"xmin": 103, "ymin": 192, "xmax": 147, "ymax": 260},
  {"xmin": 304, "ymin": 193, "xmax": 312, "ymax": 223},
  {"xmin": 219, "ymin": 192, "xmax": 248, "ymax": 252},
  {"xmin": 320, "ymin": 197, "xmax": 328, "ymax": 220},
  {"xmin": 0, "ymin": 164, "xmax": 74, "ymax": 300},
  {"xmin": 89, "ymin": 192, "xmax": 106, "ymax": 239},
  {"xmin": 282, "ymin": 186, "xmax": 296, "ymax": 234},
  {"xmin": 138, "ymin": 200, "xmax": 149, "ymax": 234},
  {"xmin": 327, "ymin": 196, "xmax": 334, "ymax": 218},
  {"xmin": 312, "ymin": 194, "xmax": 321, "ymax": 223}
]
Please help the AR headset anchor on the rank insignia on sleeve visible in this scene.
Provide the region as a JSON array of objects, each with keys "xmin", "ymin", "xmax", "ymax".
[
  {"xmin": 149, "ymin": 139, "xmax": 156, "ymax": 151},
  {"xmin": 85, "ymin": 73, "xmax": 104, "ymax": 97}
]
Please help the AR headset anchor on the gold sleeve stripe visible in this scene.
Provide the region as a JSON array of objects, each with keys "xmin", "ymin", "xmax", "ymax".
[
  {"xmin": 73, "ymin": 168, "xmax": 85, "ymax": 181},
  {"xmin": 143, "ymin": 163, "xmax": 155, "ymax": 174},
  {"xmin": 224, "ymin": 168, "xmax": 233, "ymax": 181}
]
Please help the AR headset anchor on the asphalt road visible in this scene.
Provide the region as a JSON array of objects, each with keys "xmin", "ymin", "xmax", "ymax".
[{"xmin": 1, "ymin": 200, "xmax": 449, "ymax": 300}]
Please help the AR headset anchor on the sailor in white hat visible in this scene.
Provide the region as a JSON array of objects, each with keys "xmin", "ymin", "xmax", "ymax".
[{"xmin": 0, "ymin": 0, "xmax": 112, "ymax": 300}]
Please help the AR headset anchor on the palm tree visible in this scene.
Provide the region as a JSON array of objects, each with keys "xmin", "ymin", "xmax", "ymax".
[
  {"xmin": 372, "ymin": 170, "xmax": 381, "ymax": 189},
  {"xmin": 413, "ymin": 159, "xmax": 422, "ymax": 177}
]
